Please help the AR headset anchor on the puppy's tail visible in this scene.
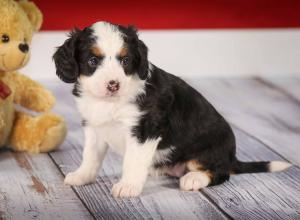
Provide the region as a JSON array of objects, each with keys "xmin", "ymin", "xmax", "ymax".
[{"xmin": 231, "ymin": 160, "xmax": 292, "ymax": 174}]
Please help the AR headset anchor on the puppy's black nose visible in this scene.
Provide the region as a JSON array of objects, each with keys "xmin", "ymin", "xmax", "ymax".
[
  {"xmin": 107, "ymin": 80, "xmax": 120, "ymax": 92},
  {"xmin": 19, "ymin": 43, "xmax": 29, "ymax": 53}
]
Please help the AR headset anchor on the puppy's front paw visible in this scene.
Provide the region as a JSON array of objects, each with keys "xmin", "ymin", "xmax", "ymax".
[
  {"xmin": 180, "ymin": 171, "xmax": 210, "ymax": 191},
  {"xmin": 112, "ymin": 181, "xmax": 143, "ymax": 198},
  {"xmin": 64, "ymin": 170, "xmax": 96, "ymax": 186}
]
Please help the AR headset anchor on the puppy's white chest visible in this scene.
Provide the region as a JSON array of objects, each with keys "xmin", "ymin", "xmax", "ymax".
[
  {"xmin": 76, "ymin": 96, "xmax": 141, "ymax": 126},
  {"xmin": 76, "ymin": 96, "xmax": 143, "ymax": 155},
  {"xmin": 97, "ymin": 122, "xmax": 127, "ymax": 155}
]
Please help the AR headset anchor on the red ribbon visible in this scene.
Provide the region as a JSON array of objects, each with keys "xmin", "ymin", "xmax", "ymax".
[{"xmin": 0, "ymin": 80, "xmax": 11, "ymax": 99}]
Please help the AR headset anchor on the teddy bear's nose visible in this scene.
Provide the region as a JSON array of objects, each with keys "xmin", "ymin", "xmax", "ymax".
[{"xmin": 18, "ymin": 43, "xmax": 29, "ymax": 53}]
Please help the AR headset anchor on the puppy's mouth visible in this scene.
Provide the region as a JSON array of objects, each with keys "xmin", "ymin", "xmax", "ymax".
[
  {"xmin": 105, "ymin": 91, "xmax": 120, "ymax": 98},
  {"xmin": 85, "ymin": 87, "xmax": 121, "ymax": 100}
]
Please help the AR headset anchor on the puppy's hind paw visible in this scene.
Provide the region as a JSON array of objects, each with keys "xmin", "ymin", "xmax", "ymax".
[{"xmin": 180, "ymin": 171, "xmax": 210, "ymax": 191}]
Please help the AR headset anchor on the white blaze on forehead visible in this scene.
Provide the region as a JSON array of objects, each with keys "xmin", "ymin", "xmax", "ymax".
[{"xmin": 91, "ymin": 22, "xmax": 124, "ymax": 56}]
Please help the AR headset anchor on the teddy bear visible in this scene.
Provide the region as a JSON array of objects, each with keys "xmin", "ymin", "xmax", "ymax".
[{"xmin": 0, "ymin": 0, "xmax": 67, "ymax": 153}]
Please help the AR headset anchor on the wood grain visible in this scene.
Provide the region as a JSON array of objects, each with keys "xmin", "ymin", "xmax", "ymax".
[
  {"xmin": 0, "ymin": 149, "xmax": 92, "ymax": 220},
  {"xmin": 260, "ymin": 77, "xmax": 300, "ymax": 104},
  {"xmin": 187, "ymin": 78, "xmax": 300, "ymax": 166}
]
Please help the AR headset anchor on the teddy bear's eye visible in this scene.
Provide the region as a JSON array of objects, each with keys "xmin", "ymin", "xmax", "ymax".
[{"xmin": 1, "ymin": 34, "xmax": 10, "ymax": 43}]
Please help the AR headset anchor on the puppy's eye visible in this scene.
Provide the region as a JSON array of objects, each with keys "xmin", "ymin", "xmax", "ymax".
[
  {"xmin": 88, "ymin": 57, "xmax": 99, "ymax": 67},
  {"xmin": 1, "ymin": 34, "xmax": 9, "ymax": 43},
  {"xmin": 121, "ymin": 56, "xmax": 129, "ymax": 66}
]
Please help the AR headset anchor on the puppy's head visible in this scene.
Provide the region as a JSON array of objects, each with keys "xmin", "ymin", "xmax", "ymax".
[{"xmin": 53, "ymin": 21, "xmax": 149, "ymax": 99}]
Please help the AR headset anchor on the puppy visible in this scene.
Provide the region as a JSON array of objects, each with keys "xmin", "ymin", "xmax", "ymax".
[{"xmin": 53, "ymin": 21, "xmax": 291, "ymax": 198}]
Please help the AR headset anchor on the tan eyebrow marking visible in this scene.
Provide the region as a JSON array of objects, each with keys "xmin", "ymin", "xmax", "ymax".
[
  {"xmin": 119, "ymin": 46, "xmax": 128, "ymax": 57},
  {"xmin": 90, "ymin": 46, "xmax": 103, "ymax": 56}
]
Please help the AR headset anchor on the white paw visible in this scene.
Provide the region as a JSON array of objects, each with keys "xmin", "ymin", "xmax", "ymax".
[
  {"xmin": 64, "ymin": 170, "xmax": 96, "ymax": 186},
  {"xmin": 112, "ymin": 181, "xmax": 143, "ymax": 198},
  {"xmin": 180, "ymin": 171, "xmax": 210, "ymax": 191}
]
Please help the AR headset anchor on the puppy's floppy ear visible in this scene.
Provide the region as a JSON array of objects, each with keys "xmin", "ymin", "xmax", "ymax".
[
  {"xmin": 127, "ymin": 25, "xmax": 149, "ymax": 80},
  {"xmin": 53, "ymin": 29, "xmax": 81, "ymax": 83},
  {"xmin": 137, "ymin": 39, "xmax": 149, "ymax": 80}
]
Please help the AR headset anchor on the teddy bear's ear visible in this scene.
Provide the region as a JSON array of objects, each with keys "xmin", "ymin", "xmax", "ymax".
[{"xmin": 18, "ymin": 0, "xmax": 43, "ymax": 31}]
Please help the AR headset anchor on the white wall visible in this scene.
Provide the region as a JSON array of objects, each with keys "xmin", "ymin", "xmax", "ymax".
[{"xmin": 21, "ymin": 29, "xmax": 300, "ymax": 81}]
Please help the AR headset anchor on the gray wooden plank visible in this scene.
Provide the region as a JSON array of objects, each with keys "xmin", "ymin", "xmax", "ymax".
[
  {"xmin": 203, "ymin": 128, "xmax": 300, "ymax": 220},
  {"xmin": 48, "ymin": 81, "xmax": 228, "ymax": 220},
  {"xmin": 186, "ymin": 78, "xmax": 300, "ymax": 166},
  {"xmin": 0, "ymin": 150, "xmax": 92, "ymax": 220},
  {"xmin": 260, "ymin": 77, "xmax": 300, "ymax": 104}
]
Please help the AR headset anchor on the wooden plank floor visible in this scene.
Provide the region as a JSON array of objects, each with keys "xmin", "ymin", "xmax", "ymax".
[{"xmin": 1, "ymin": 77, "xmax": 300, "ymax": 220}]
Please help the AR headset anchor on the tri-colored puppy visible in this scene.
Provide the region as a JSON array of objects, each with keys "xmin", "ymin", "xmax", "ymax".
[{"xmin": 53, "ymin": 21, "xmax": 291, "ymax": 198}]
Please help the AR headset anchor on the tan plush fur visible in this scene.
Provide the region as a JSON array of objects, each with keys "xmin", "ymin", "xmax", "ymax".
[{"xmin": 0, "ymin": 0, "xmax": 67, "ymax": 153}]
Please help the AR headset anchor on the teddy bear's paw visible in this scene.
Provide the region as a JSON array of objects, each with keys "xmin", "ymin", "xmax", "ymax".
[
  {"xmin": 64, "ymin": 170, "xmax": 96, "ymax": 186},
  {"xmin": 27, "ymin": 88, "xmax": 55, "ymax": 112},
  {"xmin": 38, "ymin": 115, "xmax": 67, "ymax": 153}
]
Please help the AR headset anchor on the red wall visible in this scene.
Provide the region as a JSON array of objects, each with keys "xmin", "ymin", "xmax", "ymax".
[{"xmin": 34, "ymin": 0, "xmax": 300, "ymax": 30}]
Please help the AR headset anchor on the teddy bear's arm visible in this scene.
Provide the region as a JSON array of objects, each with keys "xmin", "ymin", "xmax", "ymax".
[{"xmin": 10, "ymin": 72, "xmax": 55, "ymax": 112}]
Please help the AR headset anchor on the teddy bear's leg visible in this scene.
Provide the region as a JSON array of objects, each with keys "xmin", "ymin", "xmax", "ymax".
[{"xmin": 9, "ymin": 111, "xmax": 67, "ymax": 153}]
